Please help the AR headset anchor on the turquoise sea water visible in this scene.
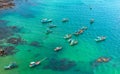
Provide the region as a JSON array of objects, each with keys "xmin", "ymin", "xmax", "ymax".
[{"xmin": 0, "ymin": 0, "xmax": 120, "ymax": 74}]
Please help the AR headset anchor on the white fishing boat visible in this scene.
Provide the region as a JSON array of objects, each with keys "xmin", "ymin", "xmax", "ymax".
[
  {"xmin": 64, "ymin": 34, "xmax": 72, "ymax": 39},
  {"xmin": 95, "ymin": 36, "xmax": 106, "ymax": 42},
  {"xmin": 29, "ymin": 57, "xmax": 47, "ymax": 68},
  {"xmin": 54, "ymin": 47, "xmax": 62, "ymax": 51},
  {"xmin": 41, "ymin": 18, "xmax": 52, "ymax": 23}
]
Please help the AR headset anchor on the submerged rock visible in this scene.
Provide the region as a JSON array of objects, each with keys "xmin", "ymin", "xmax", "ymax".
[
  {"xmin": 0, "ymin": 20, "xmax": 9, "ymax": 26},
  {"xmin": 0, "ymin": 20, "xmax": 22, "ymax": 40},
  {"xmin": 10, "ymin": 26, "xmax": 17, "ymax": 29},
  {"xmin": 7, "ymin": 37, "xmax": 22, "ymax": 44},
  {"xmin": 0, "ymin": 46, "xmax": 17, "ymax": 56},
  {"xmin": 0, "ymin": 0, "xmax": 15, "ymax": 9},
  {"xmin": 4, "ymin": 46, "xmax": 15, "ymax": 55},
  {"xmin": 0, "ymin": 23, "xmax": 26, "ymax": 45},
  {"xmin": 9, "ymin": 25, "xmax": 22, "ymax": 33},
  {"xmin": 0, "ymin": 26, "xmax": 13, "ymax": 39},
  {"xmin": 43, "ymin": 58, "xmax": 76, "ymax": 71}
]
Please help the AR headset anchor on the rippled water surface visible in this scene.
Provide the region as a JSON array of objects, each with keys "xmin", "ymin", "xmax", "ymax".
[{"xmin": 0, "ymin": 0, "xmax": 120, "ymax": 74}]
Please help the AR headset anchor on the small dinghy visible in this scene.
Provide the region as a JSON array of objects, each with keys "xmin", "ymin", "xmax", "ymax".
[
  {"xmin": 68, "ymin": 39, "xmax": 78, "ymax": 46},
  {"xmin": 90, "ymin": 19, "xmax": 94, "ymax": 24},
  {"xmin": 29, "ymin": 57, "xmax": 47, "ymax": 68},
  {"xmin": 95, "ymin": 36, "xmax": 106, "ymax": 42},
  {"xmin": 70, "ymin": 40, "xmax": 78, "ymax": 46},
  {"xmin": 4, "ymin": 62, "xmax": 18, "ymax": 70},
  {"xmin": 74, "ymin": 30, "xmax": 84, "ymax": 36},
  {"xmin": 48, "ymin": 24, "xmax": 57, "ymax": 28},
  {"xmin": 54, "ymin": 47, "xmax": 62, "ymax": 52},
  {"xmin": 64, "ymin": 34, "xmax": 72, "ymax": 39},
  {"xmin": 62, "ymin": 18, "xmax": 69, "ymax": 22},
  {"xmin": 41, "ymin": 18, "xmax": 52, "ymax": 23},
  {"xmin": 96, "ymin": 57, "xmax": 110, "ymax": 63}
]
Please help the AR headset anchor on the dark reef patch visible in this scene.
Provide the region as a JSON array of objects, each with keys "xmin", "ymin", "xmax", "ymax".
[
  {"xmin": 0, "ymin": 0, "xmax": 15, "ymax": 9},
  {"xmin": 0, "ymin": 20, "xmax": 9, "ymax": 26},
  {"xmin": 8, "ymin": 25, "xmax": 22, "ymax": 33},
  {"xmin": 0, "ymin": 20, "xmax": 23, "ymax": 40},
  {"xmin": 4, "ymin": 46, "xmax": 16, "ymax": 55},
  {"xmin": 73, "ymin": 68, "xmax": 94, "ymax": 74},
  {"xmin": 73, "ymin": 61, "xmax": 94, "ymax": 74},
  {"xmin": 0, "ymin": 46, "xmax": 17, "ymax": 56},
  {"xmin": 7, "ymin": 37, "xmax": 21, "ymax": 44},
  {"xmin": 0, "ymin": 27, "xmax": 13, "ymax": 39},
  {"xmin": 43, "ymin": 58, "xmax": 76, "ymax": 71},
  {"xmin": 0, "ymin": 20, "xmax": 25, "ymax": 56}
]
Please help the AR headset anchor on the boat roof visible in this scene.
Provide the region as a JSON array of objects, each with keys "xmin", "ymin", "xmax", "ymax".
[{"xmin": 30, "ymin": 62, "xmax": 35, "ymax": 64}]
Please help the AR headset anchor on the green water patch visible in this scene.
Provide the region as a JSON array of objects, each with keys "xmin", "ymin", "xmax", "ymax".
[{"xmin": 60, "ymin": 40, "xmax": 103, "ymax": 62}]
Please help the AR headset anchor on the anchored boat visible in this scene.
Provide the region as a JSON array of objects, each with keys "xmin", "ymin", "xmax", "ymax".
[
  {"xmin": 95, "ymin": 36, "xmax": 106, "ymax": 42},
  {"xmin": 29, "ymin": 57, "xmax": 47, "ymax": 68},
  {"xmin": 64, "ymin": 34, "xmax": 72, "ymax": 39},
  {"xmin": 54, "ymin": 47, "xmax": 62, "ymax": 52},
  {"xmin": 4, "ymin": 62, "xmax": 18, "ymax": 70},
  {"xmin": 41, "ymin": 18, "xmax": 52, "ymax": 23},
  {"xmin": 68, "ymin": 39, "xmax": 78, "ymax": 46},
  {"xmin": 73, "ymin": 26, "xmax": 88, "ymax": 36}
]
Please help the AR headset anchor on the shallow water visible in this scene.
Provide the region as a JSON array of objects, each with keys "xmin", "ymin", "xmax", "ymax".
[{"xmin": 0, "ymin": 0, "xmax": 120, "ymax": 74}]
